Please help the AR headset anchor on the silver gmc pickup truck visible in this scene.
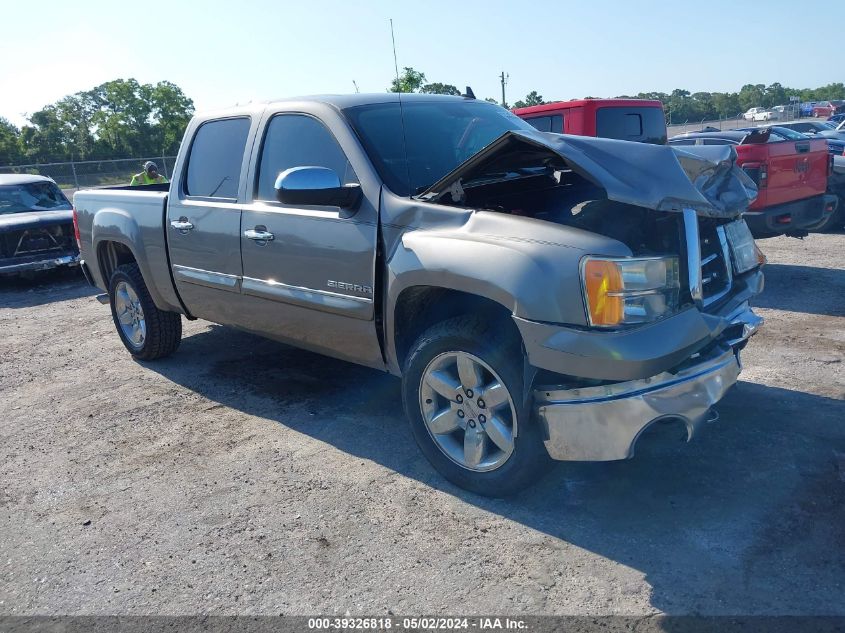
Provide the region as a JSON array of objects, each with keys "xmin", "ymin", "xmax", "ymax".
[{"xmin": 74, "ymin": 94, "xmax": 764, "ymax": 496}]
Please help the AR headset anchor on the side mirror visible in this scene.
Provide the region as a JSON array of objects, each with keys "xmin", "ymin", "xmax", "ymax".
[{"xmin": 274, "ymin": 166, "xmax": 361, "ymax": 208}]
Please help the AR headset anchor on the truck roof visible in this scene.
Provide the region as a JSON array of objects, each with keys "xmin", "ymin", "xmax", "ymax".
[
  {"xmin": 210, "ymin": 93, "xmax": 478, "ymax": 116},
  {"xmin": 512, "ymin": 98, "xmax": 664, "ymax": 116}
]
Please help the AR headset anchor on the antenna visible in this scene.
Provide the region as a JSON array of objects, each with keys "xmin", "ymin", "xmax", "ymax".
[
  {"xmin": 352, "ymin": 80, "xmax": 360, "ymax": 94},
  {"xmin": 390, "ymin": 19, "xmax": 401, "ymax": 91},
  {"xmin": 389, "ymin": 19, "xmax": 413, "ymax": 197}
]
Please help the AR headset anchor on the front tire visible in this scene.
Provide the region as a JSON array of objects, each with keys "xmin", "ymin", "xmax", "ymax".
[
  {"xmin": 401, "ymin": 315, "xmax": 552, "ymax": 497},
  {"xmin": 109, "ymin": 263, "xmax": 182, "ymax": 360}
]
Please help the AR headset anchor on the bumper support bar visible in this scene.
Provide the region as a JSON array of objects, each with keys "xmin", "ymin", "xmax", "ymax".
[{"xmin": 534, "ymin": 306, "xmax": 763, "ymax": 462}]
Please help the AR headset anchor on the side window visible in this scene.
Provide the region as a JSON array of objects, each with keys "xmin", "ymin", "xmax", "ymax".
[
  {"xmin": 525, "ymin": 116, "xmax": 552, "ymax": 132},
  {"xmin": 550, "ymin": 115, "xmax": 563, "ymax": 133},
  {"xmin": 702, "ymin": 138, "xmax": 734, "ymax": 146},
  {"xmin": 186, "ymin": 118, "xmax": 251, "ymax": 199},
  {"xmin": 668, "ymin": 138, "xmax": 696, "ymax": 146},
  {"xmin": 256, "ymin": 114, "xmax": 357, "ymax": 201}
]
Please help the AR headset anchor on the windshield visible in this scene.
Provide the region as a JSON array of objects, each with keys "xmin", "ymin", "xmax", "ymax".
[
  {"xmin": 343, "ymin": 100, "xmax": 535, "ymax": 196},
  {"xmin": 0, "ymin": 181, "xmax": 72, "ymax": 215}
]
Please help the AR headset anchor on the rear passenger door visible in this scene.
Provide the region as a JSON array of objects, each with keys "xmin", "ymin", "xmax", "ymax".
[
  {"xmin": 237, "ymin": 111, "xmax": 383, "ymax": 368},
  {"xmin": 167, "ymin": 116, "xmax": 255, "ymax": 323}
]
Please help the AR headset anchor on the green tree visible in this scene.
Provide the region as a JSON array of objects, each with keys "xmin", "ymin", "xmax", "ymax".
[
  {"xmin": 389, "ymin": 67, "xmax": 426, "ymax": 93},
  {"xmin": 54, "ymin": 91, "xmax": 97, "ymax": 160},
  {"xmin": 420, "ymin": 82, "xmax": 461, "ymax": 96},
  {"xmin": 11, "ymin": 78, "xmax": 194, "ymax": 164},
  {"xmin": 19, "ymin": 107, "xmax": 68, "ymax": 163},
  {"xmin": 764, "ymin": 82, "xmax": 787, "ymax": 108},
  {"xmin": 738, "ymin": 84, "xmax": 766, "ymax": 111},
  {"xmin": 88, "ymin": 78, "xmax": 155, "ymax": 157},
  {"xmin": 149, "ymin": 81, "xmax": 195, "ymax": 155},
  {"xmin": 513, "ymin": 91, "xmax": 546, "ymax": 109},
  {"xmin": 0, "ymin": 117, "xmax": 22, "ymax": 165},
  {"xmin": 711, "ymin": 92, "xmax": 741, "ymax": 118}
]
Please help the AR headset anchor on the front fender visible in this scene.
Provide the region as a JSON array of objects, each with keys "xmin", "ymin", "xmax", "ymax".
[{"xmin": 384, "ymin": 209, "xmax": 631, "ymax": 372}]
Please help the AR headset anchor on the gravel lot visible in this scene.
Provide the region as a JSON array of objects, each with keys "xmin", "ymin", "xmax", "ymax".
[{"xmin": 0, "ymin": 233, "xmax": 843, "ymax": 617}]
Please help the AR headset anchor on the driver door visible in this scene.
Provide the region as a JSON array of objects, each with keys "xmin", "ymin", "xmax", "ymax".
[{"xmin": 236, "ymin": 112, "xmax": 383, "ymax": 368}]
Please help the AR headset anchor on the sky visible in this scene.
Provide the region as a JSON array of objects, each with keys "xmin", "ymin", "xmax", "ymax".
[{"xmin": 1, "ymin": 0, "xmax": 840, "ymax": 127}]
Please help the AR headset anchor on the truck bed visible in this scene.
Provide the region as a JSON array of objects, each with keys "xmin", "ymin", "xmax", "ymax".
[
  {"xmin": 72, "ymin": 188, "xmax": 183, "ymax": 313},
  {"xmin": 738, "ymin": 137, "xmax": 828, "ymax": 210}
]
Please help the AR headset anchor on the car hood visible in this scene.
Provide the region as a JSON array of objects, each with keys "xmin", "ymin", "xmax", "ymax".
[
  {"xmin": 0, "ymin": 209, "xmax": 74, "ymax": 231},
  {"xmin": 417, "ymin": 130, "xmax": 757, "ymax": 218}
]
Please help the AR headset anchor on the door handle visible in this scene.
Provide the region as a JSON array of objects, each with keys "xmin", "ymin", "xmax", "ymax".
[
  {"xmin": 170, "ymin": 219, "xmax": 194, "ymax": 231},
  {"xmin": 244, "ymin": 229, "xmax": 275, "ymax": 242}
]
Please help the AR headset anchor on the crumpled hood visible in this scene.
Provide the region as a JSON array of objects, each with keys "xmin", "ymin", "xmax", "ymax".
[
  {"xmin": 419, "ymin": 130, "xmax": 758, "ymax": 218},
  {"xmin": 0, "ymin": 209, "xmax": 74, "ymax": 231}
]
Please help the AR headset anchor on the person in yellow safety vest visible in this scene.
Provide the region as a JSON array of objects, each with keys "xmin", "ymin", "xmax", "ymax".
[{"xmin": 130, "ymin": 161, "xmax": 169, "ymax": 186}]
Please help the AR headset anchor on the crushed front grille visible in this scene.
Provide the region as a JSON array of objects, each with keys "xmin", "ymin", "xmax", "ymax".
[{"xmin": 700, "ymin": 224, "xmax": 732, "ymax": 305}]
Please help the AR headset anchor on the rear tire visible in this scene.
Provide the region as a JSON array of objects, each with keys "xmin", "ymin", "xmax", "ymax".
[
  {"xmin": 812, "ymin": 197, "xmax": 845, "ymax": 232},
  {"xmin": 401, "ymin": 314, "xmax": 552, "ymax": 497},
  {"xmin": 108, "ymin": 263, "xmax": 181, "ymax": 360}
]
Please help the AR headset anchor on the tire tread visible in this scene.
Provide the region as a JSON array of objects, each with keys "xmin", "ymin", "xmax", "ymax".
[{"xmin": 110, "ymin": 263, "xmax": 181, "ymax": 360}]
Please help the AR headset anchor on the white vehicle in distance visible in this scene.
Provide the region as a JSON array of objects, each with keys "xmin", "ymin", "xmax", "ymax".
[{"xmin": 743, "ymin": 107, "xmax": 779, "ymax": 121}]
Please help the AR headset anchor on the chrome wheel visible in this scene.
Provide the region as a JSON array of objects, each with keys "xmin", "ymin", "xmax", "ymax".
[
  {"xmin": 113, "ymin": 281, "xmax": 146, "ymax": 349},
  {"xmin": 419, "ymin": 351, "xmax": 517, "ymax": 472}
]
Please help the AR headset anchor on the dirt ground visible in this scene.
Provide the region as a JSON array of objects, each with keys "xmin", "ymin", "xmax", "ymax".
[{"xmin": 0, "ymin": 233, "xmax": 843, "ymax": 617}]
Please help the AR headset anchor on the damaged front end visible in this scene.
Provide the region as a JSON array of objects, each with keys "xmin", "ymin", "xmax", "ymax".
[{"xmin": 419, "ymin": 130, "xmax": 766, "ymax": 461}]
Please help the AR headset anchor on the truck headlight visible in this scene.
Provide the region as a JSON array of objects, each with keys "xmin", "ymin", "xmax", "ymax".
[
  {"xmin": 581, "ymin": 256, "xmax": 680, "ymax": 327},
  {"xmin": 723, "ymin": 218, "xmax": 761, "ymax": 274}
]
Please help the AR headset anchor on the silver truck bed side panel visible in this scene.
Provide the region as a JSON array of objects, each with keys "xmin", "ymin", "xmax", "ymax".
[{"xmin": 73, "ymin": 189, "xmax": 184, "ymax": 314}]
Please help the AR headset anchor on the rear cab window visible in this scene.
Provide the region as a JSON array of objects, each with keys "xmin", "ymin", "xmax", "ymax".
[
  {"xmin": 185, "ymin": 117, "xmax": 252, "ymax": 200},
  {"xmin": 595, "ymin": 107, "xmax": 667, "ymax": 144}
]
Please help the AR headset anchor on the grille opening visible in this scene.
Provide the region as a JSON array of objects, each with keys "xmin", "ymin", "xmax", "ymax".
[{"xmin": 699, "ymin": 221, "xmax": 732, "ymax": 306}]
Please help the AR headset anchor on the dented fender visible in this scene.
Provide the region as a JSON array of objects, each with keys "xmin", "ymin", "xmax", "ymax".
[{"xmin": 380, "ymin": 190, "xmax": 631, "ymax": 373}]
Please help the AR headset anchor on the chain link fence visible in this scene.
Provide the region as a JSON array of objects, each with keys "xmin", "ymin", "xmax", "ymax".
[
  {"xmin": 0, "ymin": 156, "xmax": 177, "ymax": 195},
  {"xmin": 666, "ymin": 107, "xmax": 805, "ymax": 137}
]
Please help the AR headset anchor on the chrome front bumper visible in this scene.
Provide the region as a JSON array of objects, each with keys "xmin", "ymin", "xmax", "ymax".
[{"xmin": 535, "ymin": 305, "xmax": 763, "ymax": 462}]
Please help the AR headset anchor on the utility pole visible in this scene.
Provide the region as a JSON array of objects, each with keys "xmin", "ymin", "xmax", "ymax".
[{"xmin": 500, "ymin": 71, "xmax": 509, "ymax": 108}]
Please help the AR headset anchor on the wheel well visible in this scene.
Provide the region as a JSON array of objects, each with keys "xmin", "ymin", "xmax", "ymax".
[
  {"xmin": 97, "ymin": 241, "xmax": 137, "ymax": 283},
  {"xmin": 393, "ymin": 286, "xmax": 519, "ymax": 369}
]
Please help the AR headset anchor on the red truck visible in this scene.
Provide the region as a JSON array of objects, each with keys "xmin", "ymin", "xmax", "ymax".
[
  {"xmin": 515, "ymin": 99, "xmax": 835, "ymax": 236},
  {"xmin": 669, "ymin": 127, "xmax": 836, "ymax": 237},
  {"xmin": 513, "ymin": 98, "xmax": 667, "ymax": 144},
  {"xmin": 812, "ymin": 101, "xmax": 837, "ymax": 118}
]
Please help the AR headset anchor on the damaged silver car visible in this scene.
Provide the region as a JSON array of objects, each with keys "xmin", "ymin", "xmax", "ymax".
[
  {"xmin": 0, "ymin": 175, "xmax": 79, "ymax": 276},
  {"xmin": 73, "ymin": 95, "xmax": 765, "ymax": 496}
]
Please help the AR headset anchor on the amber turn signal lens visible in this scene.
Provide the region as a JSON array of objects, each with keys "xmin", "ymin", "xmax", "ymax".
[
  {"xmin": 754, "ymin": 243, "xmax": 767, "ymax": 266},
  {"xmin": 584, "ymin": 259, "xmax": 624, "ymax": 326}
]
